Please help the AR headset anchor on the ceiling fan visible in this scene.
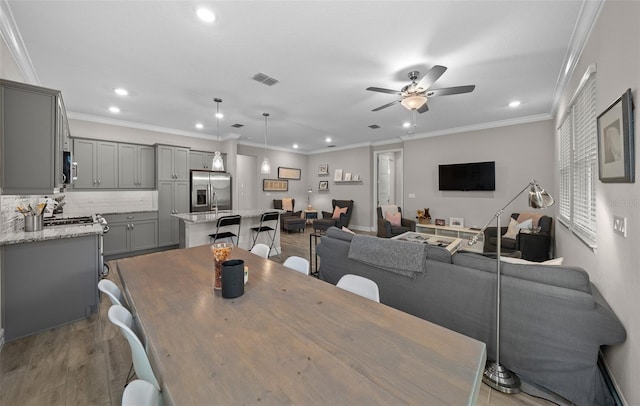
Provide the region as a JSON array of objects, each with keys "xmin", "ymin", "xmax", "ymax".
[{"xmin": 366, "ymin": 65, "xmax": 475, "ymax": 113}]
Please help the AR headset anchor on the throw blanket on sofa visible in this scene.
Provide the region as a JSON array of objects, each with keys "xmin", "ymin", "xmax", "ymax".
[{"xmin": 348, "ymin": 234, "xmax": 427, "ymax": 278}]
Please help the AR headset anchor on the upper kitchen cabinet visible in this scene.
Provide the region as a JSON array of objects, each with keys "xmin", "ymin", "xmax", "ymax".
[
  {"xmin": 73, "ymin": 139, "xmax": 118, "ymax": 189},
  {"xmin": 189, "ymin": 150, "xmax": 227, "ymax": 171},
  {"xmin": 118, "ymin": 143, "xmax": 155, "ymax": 189},
  {"xmin": 157, "ymin": 145, "xmax": 189, "ymax": 182},
  {"xmin": 0, "ymin": 79, "xmax": 69, "ymax": 194}
]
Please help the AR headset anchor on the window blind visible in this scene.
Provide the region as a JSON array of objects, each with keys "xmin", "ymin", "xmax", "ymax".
[{"xmin": 557, "ymin": 70, "xmax": 597, "ymax": 247}]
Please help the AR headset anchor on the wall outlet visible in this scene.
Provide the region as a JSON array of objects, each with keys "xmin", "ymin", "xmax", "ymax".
[
  {"xmin": 613, "ymin": 216, "xmax": 627, "ymax": 237},
  {"xmin": 408, "ymin": 193, "xmax": 416, "ymax": 198}
]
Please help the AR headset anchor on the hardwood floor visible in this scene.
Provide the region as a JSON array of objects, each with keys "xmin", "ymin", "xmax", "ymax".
[{"xmin": 0, "ymin": 225, "xmax": 555, "ymax": 405}]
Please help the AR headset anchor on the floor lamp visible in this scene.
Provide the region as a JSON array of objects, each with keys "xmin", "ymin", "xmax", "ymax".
[{"xmin": 468, "ymin": 180, "xmax": 554, "ymax": 393}]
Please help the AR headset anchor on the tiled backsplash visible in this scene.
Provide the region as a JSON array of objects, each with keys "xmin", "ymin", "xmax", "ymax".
[{"xmin": 1, "ymin": 191, "xmax": 157, "ymax": 231}]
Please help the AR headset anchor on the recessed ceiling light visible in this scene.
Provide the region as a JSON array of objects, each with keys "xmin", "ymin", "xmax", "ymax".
[
  {"xmin": 509, "ymin": 100, "xmax": 521, "ymax": 108},
  {"xmin": 293, "ymin": 144, "xmax": 299, "ymax": 149},
  {"xmin": 195, "ymin": 123, "xmax": 204, "ymax": 129},
  {"xmin": 402, "ymin": 122, "xmax": 411, "ymax": 128},
  {"xmin": 325, "ymin": 137, "xmax": 332, "ymax": 143},
  {"xmin": 114, "ymin": 88, "xmax": 128, "ymax": 96},
  {"xmin": 196, "ymin": 7, "xmax": 216, "ymax": 23},
  {"xmin": 109, "ymin": 106, "xmax": 120, "ymax": 113}
]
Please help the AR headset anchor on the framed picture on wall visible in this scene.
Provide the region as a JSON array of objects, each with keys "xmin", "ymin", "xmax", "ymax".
[
  {"xmin": 344, "ymin": 173, "xmax": 352, "ymax": 181},
  {"xmin": 319, "ymin": 180, "xmax": 329, "ymax": 190},
  {"xmin": 318, "ymin": 164, "xmax": 329, "ymax": 175},
  {"xmin": 334, "ymin": 169, "xmax": 343, "ymax": 181},
  {"xmin": 263, "ymin": 179, "xmax": 288, "ymax": 192},
  {"xmin": 449, "ymin": 217, "xmax": 464, "ymax": 228},
  {"xmin": 597, "ymin": 88, "xmax": 635, "ymax": 183}
]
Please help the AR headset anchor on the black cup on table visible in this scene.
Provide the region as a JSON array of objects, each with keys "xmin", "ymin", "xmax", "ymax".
[{"xmin": 221, "ymin": 259, "xmax": 245, "ymax": 298}]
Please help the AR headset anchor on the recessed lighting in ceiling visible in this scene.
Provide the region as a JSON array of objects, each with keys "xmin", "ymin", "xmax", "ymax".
[
  {"xmin": 325, "ymin": 137, "xmax": 332, "ymax": 143},
  {"xmin": 293, "ymin": 144, "xmax": 299, "ymax": 149},
  {"xmin": 109, "ymin": 106, "xmax": 120, "ymax": 113},
  {"xmin": 114, "ymin": 88, "xmax": 128, "ymax": 96},
  {"xmin": 509, "ymin": 100, "xmax": 521, "ymax": 108},
  {"xmin": 196, "ymin": 7, "xmax": 216, "ymax": 23},
  {"xmin": 402, "ymin": 122, "xmax": 411, "ymax": 128},
  {"xmin": 195, "ymin": 123, "xmax": 204, "ymax": 129}
]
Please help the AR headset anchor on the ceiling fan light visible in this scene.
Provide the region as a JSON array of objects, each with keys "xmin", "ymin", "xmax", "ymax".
[
  {"xmin": 401, "ymin": 95, "xmax": 427, "ymax": 110},
  {"xmin": 260, "ymin": 157, "xmax": 271, "ymax": 174}
]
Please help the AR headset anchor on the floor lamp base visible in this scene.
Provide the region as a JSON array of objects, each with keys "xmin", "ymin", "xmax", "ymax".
[{"xmin": 483, "ymin": 360, "xmax": 521, "ymax": 394}]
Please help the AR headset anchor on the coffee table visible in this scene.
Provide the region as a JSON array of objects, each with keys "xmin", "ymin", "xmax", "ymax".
[{"xmin": 392, "ymin": 231, "xmax": 463, "ymax": 254}]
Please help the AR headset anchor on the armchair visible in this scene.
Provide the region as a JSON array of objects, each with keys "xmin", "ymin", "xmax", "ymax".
[
  {"xmin": 313, "ymin": 199, "xmax": 354, "ymax": 232},
  {"xmin": 273, "ymin": 199, "xmax": 304, "ymax": 232},
  {"xmin": 483, "ymin": 212, "xmax": 553, "ymax": 261},
  {"xmin": 377, "ymin": 206, "xmax": 416, "ymax": 238}
]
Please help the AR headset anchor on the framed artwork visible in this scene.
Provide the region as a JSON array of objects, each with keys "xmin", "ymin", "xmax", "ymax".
[
  {"xmin": 263, "ymin": 179, "xmax": 288, "ymax": 192},
  {"xmin": 435, "ymin": 218, "xmax": 446, "ymax": 226},
  {"xmin": 344, "ymin": 172, "xmax": 352, "ymax": 181},
  {"xmin": 597, "ymin": 88, "xmax": 635, "ymax": 183},
  {"xmin": 334, "ymin": 169, "xmax": 343, "ymax": 181},
  {"xmin": 318, "ymin": 164, "xmax": 329, "ymax": 175},
  {"xmin": 449, "ymin": 217, "xmax": 464, "ymax": 228},
  {"xmin": 277, "ymin": 167, "xmax": 301, "ymax": 180},
  {"xmin": 353, "ymin": 174, "xmax": 360, "ymax": 181},
  {"xmin": 319, "ymin": 180, "xmax": 329, "ymax": 190}
]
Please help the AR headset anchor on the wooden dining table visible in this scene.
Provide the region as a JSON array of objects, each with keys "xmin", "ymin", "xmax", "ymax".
[{"xmin": 115, "ymin": 245, "xmax": 486, "ymax": 405}]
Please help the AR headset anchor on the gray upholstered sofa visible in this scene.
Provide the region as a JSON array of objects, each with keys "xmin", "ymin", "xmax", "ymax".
[{"xmin": 316, "ymin": 228, "xmax": 626, "ymax": 406}]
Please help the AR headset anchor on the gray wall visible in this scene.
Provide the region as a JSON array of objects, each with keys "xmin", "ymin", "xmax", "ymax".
[
  {"xmin": 554, "ymin": 2, "xmax": 639, "ymax": 403},
  {"xmin": 403, "ymin": 119, "xmax": 556, "ymax": 229}
]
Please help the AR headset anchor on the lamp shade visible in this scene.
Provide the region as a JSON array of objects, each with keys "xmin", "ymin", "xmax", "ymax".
[
  {"xmin": 528, "ymin": 183, "xmax": 555, "ymax": 208},
  {"xmin": 260, "ymin": 157, "xmax": 271, "ymax": 174},
  {"xmin": 401, "ymin": 95, "xmax": 427, "ymax": 110}
]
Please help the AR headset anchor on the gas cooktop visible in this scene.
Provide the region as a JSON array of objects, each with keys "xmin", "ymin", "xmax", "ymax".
[{"xmin": 43, "ymin": 216, "xmax": 95, "ymax": 227}]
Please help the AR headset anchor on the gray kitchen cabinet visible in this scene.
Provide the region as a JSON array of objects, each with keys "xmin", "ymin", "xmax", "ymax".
[
  {"xmin": 118, "ymin": 143, "xmax": 155, "ymax": 188},
  {"xmin": 157, "ymin": 145, "xmax": 189, "ymax": 182},
  {"xmin": 158, "ymin": 181, "xmax": 189, "ymax": 246},
  {"xmin": 0, "ymin": 79, "xmax": 68, "ymax": 194},
  {"xmin": 73, "ymin": 138, "xmax": 118, "ymax": 189},
  {"xmin": 103, "ymin": 211, "xmax": 158, "ymax": 256},
  {"xmin": 190, "ymin": 150, "xmax": 227, "ymax": 171},
  {"xmin": 1, "ymin": 234, "xmax": 99, "ymax": 341}
]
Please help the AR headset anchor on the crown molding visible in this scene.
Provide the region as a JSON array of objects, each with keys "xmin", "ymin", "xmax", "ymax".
[
  {"xmin": 0, "ymin": 0, "xmax": 39, "ymax": 84},
  {"xmin": 550, "ymin": 0, "xmax": 604, "ymax": 117},
  {"xmin": 400, "ymin": 113, "xmax": 552, "ymax": 142}
]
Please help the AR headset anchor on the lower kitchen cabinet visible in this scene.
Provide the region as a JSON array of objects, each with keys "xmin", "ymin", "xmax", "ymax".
[
  {"xmin": 1, "ymin": 234, "xmax": 100, "ymax": 341},
  {"xmin": 158, "ymin": 181, "xmax": 189, "ymax": 246},
  {"xmin": 103, "ymin": 211, "xmax": 158, "ymax": 256}
]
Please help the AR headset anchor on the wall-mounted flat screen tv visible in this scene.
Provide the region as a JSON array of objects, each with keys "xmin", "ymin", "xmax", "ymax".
[{"xmin": 438, "ymin": 161, "xmax": 495, "ymax": 191}]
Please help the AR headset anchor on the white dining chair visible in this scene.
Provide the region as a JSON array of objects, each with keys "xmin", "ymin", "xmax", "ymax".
[
  {"xmin": 283, "ymin": 256, "xmax": 310, "ymax": 275},
  {"xmin": 98, "ymin": 279, "xmax": 126, "ymax": 307},
  {"xmin": 108, "ymin": 305, "xmax": 161, "ymax": 391},
  {"xmin": 250, "ymin": 243, "xmax": 271, "ymax": 258},
  {"xmin": 336, "ymin": 274, "xmax": 380, "ymax": 303},
  {"xmin": 122, "ymin": 379, "xmax": 162, "ymax": 406}
]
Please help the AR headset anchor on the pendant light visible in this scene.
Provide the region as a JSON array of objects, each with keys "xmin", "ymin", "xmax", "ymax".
[
  {"xmin": 260, "ymin": 112, "xmax": 271, "ymax": 174},
  {"xmin": 211, "ymin": 98, "xmax": 225, "ymax": 171}
]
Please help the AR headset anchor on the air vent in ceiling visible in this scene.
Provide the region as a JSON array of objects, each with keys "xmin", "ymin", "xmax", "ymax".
[
  {"xmin": 231, "ymin": 123, "xmax": 244, "ymax": 128},
  {"xmin": 368, "ymin": 124, "xmax": 381, "ymax": 129},
  {"xmin": 252, "ymin": 72, "xmax": 279, "ymax": 86},
  {"xmin": 327, "ymin": 145, "xmax": 336, "ymax": 148}
]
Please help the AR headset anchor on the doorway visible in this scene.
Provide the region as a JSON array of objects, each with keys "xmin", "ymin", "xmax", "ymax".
[
  {"xmin": 236, "ymin": 155, "xmax": 257, "ymax": 210},
  {"xmin": 373, "ymin": 149, "xmax": 403, "ymax": 227}
]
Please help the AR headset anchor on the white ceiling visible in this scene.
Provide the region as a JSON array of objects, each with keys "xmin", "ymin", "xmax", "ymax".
[{"xmin": 6, "ymin": 1, "xmax": 598, "ymax": 153}]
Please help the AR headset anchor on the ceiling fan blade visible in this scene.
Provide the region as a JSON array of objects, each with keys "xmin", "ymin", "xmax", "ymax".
[
  {"xmin": 372, "ymin": 100, "xmax": 401, "ymax": 111},
  {"xmin": 417, "ymin": 103, "xmax": 429, "ymax": 114},
  {"xmin": 366, "ymin": 86, "xmax": 402, "ymax": 95},
  {"xmin": 427, "ymin": 85, "xmax": 476, "ymax": 97},
  {"xmin": 415, "ymin": 65, "xmax": 447, "ymax": 91}
]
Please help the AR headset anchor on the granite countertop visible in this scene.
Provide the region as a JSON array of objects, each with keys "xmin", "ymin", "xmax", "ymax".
[
  {"xmin": 173, "ymin": 209, "xmax": 285, "ymax": 224},
  {"xmin": 0, "ymin": 223, "xmax": 103, "ymax": 246}
]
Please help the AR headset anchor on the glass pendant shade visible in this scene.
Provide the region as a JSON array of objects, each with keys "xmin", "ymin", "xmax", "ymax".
[
  {"xmin": 212, "ymin": 151, "xmax": 224, "ymax": 171},
  {"xmin": 260, "ymin": 157, "xmax": 271, "ymax": 174},
  {"xmin": 401, "ymin": 95, "xmax": 427, "ymax": 110},
  {"xmin": 213, "ymin": 97, "xmax": 224, "ymax": 172}
]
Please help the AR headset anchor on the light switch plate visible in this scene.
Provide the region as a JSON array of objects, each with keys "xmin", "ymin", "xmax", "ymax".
[{"xmin": 613, "ymin": 216, "xmax": 627, "ymax": 237}]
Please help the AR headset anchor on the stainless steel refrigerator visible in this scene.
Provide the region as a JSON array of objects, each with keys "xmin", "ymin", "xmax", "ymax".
[{"xmin": 190, "ymin": 170, "xmax": 232, "ymax": 212}]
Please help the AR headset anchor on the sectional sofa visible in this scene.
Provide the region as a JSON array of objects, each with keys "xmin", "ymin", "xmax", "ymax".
[{"xmin": 316, "ymin": 227, "xmax": 626, "ymax": 406}]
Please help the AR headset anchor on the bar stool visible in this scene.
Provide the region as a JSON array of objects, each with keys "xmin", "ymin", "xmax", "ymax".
[
  {"xmin": 250, "ymin": 211, "xmax": 281, "ymax": 260},
  {"xmin": 209, "ymin": 215, "xmax": 242, "ymax": 246}
]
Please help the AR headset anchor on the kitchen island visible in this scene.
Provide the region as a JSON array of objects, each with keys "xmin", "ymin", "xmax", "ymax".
[{"xmin": 173, "ymin": 209, "xmax": 285, "ymax": 254}]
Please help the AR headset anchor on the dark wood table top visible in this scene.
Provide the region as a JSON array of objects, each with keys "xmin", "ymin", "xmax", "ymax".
[{"xmin": 116, "ymin": 245, "xmax": 485, "ymax": 405}]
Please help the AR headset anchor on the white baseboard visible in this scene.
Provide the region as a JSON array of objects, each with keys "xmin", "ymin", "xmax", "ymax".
[{"xmin": 600, "ymin": 351, "xmax": 626, "ymax": 405}]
